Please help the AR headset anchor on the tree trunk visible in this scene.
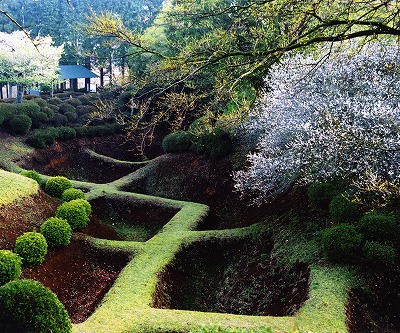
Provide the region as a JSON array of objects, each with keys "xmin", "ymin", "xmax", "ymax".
[
  {"xmin": 16, "ymin": 84, "xmax": 24, "ymax": 103},
  {"xmin": 100, "ymin": 67, "xmax": 104, "ymax": 87}
]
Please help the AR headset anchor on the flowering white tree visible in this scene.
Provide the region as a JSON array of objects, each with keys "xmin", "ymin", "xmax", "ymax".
[
  {"xmin": 0, "ymin": 31, "xmax": 63, "ymax": 103},
  {"xmin": 234, "ymin": 40, "xmax": 400, "ymax": 204}
]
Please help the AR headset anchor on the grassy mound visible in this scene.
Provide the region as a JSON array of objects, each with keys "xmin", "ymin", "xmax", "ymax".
[{"xmin": 0, "ymin": 170, "xmax": 39, "ymax": 206}]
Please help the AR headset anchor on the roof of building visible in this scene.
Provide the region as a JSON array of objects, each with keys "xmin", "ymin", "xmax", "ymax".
[{"xmin": 58, "ymin": 65, "xmax": 99, "ymax": 79}]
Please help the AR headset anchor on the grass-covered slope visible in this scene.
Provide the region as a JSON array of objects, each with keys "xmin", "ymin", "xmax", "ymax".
[{"xmin": 0, "ymin": 169, "xmax": 38, "ymax": 206}]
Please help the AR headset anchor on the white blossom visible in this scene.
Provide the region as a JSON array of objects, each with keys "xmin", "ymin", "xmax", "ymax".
[{"xmin": 234, "ymin": 40, "xmax": 400, "ymax": 204}]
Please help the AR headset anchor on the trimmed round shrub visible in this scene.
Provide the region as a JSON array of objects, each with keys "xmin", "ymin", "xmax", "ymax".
[
  {"xmin": 26, "ymin": 128, "xmax": 58, "ymax": 148},
  {"xmin": 61, "ymin": 188, "xmax": 86, "ymax": 202},
  {"xmin": 8, "ymin": 114, "xmax": 32, "ymax": 134},
  {"xmin": 20, "ymin": 170, "xmax": 42, "ymax": 185},
  {"xmin": 0, "ymin": 279, "xmax": 72, "ymax": 333},
  {"xmin": 14, "ymin": 231, "xmax": 48, "ymax": 266},
  {"xmin": 357, "ymin": 211, "xmax": 396, "ymax": 243},
  {"xmin": 45, "ymin": 176, "xmax": 73, "ymax": 198},
  {"xmin": 55, "ymin": 126, "xmax": 76, "ymax": 140},
  {"xmin": 33, "ymin": 98, "xmax": 47, "ymax": 108},
  {"xmin": 56, "ymin": 200, "xmax": 90, "ymax": 231},
  {"xmin": 41, "ymin": 106, "xmax": 55, "ymax": 119},
  {"xmin": 48, "ymin": 103, "xmax": 60, "ymax": 113},
  {"xmin": 40, "ymin": 217, "xmax": 72, "ymax": 247},
  {"xmin": 307, "ymin": 182, "xmax": 338, "ymax": 209},
  {"xmin": 64, "ymin": 111, "xmax": 78, "ymax": 122},
  {"xmin": 47, "ymin": 97, "xmax": 62, "ymax": 105},
  {"xmin": 66, "ymin": 97, "xmax": 82, "ymax": 107},
  {"xmin": 363, "ymin": 241, "xmax": 396, "ymax": 267},
  {"xmin": 70, "ymin": 198, "xmax": 92, "ymax": 216},
  {"xmin": 51, "ymin": 113, "xmax": 68, "ymax": 126},
  {"xmin": 75, "ymin": 126, "xmax": 89, "ymax": 137},
  {"xmin": 59, "ymin": 102, "xmax": 76, "ymax": 114},
  {"xmin": 76, "ymin": 104, "xmax": 96, "ymax": 116},
  {"xmin": 320, "ymin": 224, "xmax": 362, "ymax": 263},
  {"xmin": 0, "ymin": 250, "xmax": 22, "ymax": 286},
  {"xmin": 329, "ymin": 194, "xmax": 359, "ymax": 223},
  {"xmin": 30, "ymin": 111, "xmax": 49, "ymax": 129},
  {"xmin": 78, "ymin": 95, "xmax": 92, "ymax": 105},
  {"xmin": 162, "ymin": 131, "xmax": 194, "ymax": 153}
]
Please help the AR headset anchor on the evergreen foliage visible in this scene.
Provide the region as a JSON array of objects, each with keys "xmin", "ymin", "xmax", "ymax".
[
  {"xmin": 0, "ymin": 250, "xmax": 21, "ymax": 286},
  {"xmin": 40, "ymin": 217, "xmax": 72, "ymax": 247},
  {"xmin": 14, "ymin": 231, "xmax": 48, "ymax": 266},
  {"xmin": 45, "ymin": 176, "xmax": 73, "ymax": 198},
  {"xmin": 0, "ymin": 279, "xmax": 72, "ymax": 333}
]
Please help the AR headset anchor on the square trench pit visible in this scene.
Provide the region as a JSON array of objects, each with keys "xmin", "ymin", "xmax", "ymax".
[
  {"xmin": 88, "ymin": 196, "xmax": 179, "ymax": 242},
  {"xmin": 153, "ymin": 236, "xmax": 310, "ymax": 316}
]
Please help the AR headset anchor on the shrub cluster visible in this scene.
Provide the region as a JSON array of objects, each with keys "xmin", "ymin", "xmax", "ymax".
[
  {"xmin": 0, "ymin": 250, "xmax": 22, "ymax": 286},
  {"xmin": 0, "ymin": 279, "xmax": 72, "ymax": 333},
  {"xmin": 362, "ymin": 241, "xmax": 396, "ymax": 267},
  {"xmin": 45, "ymin": 176, "xmax": 73, "ymax": 198},
  {"xmin": 162, "ymin": 131, "xmax": 194, "ymax": 153},
  {"xmin": 40, "ymin": 217, "xmax": 72, "ymax": 247},
  {"xmin": 162, "ymin": 128, "xmax": 232, "ymax": 158},
  {"xmin": 329, "ymin": 194, "xmax": 359, "ymax": 223},
  {"xmin": 61, "ymin": 188, "xmax": 86, "ymax": 202},
  {"xmin": 56, "ymin": 199, "xmax": 92, "ymax": 231},
  {"xmin": 8, "ymin": 114, "xmax": 32, "ymax": 134},
  {"xmin": 320, "ymin": 224, "xmax": 362, "ymax": 264},
  {"xmin": 356, "ymin": 211, "xmax": 396, "ymax": 243},
  {"xmin": 19, "ymin": 170, "xmax": 42, "ymax": 185},
  {"xmin": 14, "ymin": 231, "xmax": 48, "ymax": 267}
]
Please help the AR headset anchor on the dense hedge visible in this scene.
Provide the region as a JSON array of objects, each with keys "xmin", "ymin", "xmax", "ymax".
[
  {"xmin": 61, "ymin": 188, "xmax": 86, "ymax": 202},
  {"xmin": 321, "ymin": 224, "xmax": 362, "ymax": 264},
  {"xmin": 162, "ymin": 131, "xmax": 194, "ymax": 153},
  {"xmin": 56, "ymin": 199, "xmax": 91, "ymax": 231},
  {"xmin": 45, "ymin": 176, "xmax": 73, "ymax": 198},
  {"xmin": 8, "ymin": 114, "xmax": 32, "ymax": 134},
  {"xmin": 307, "ymin": 182, "xmax": 338, "ymax": 209},
  {"xmin": 40, "ymin": 217, "xmax": 72, "ymax": 247},
  {"xmin": 0, "ymin": 279, "xmax": 72, "ymax": 333},
  {"xmin": 329, "ymin": 194, "xmax": 359, "ymax": 223},
  {"xmin": 14, "ymin": 231, "xmax": 48, "ymax": 266},
  {"xmin": 19, "ymin": 170, "xmax": 42, "ymax": 185},
  {"xmin": 356, "ymin": 211, "xmax": 396, "ymax": 243},
  {"xmin": 0, "ymin": 250, "xmax": 22, "ymax": 286}
]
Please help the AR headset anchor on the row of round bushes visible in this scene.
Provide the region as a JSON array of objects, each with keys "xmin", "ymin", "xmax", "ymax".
[
  {"xmin": 162, "ymin": 128, "xmax": 232, "ymax": 159},
  {"xmin": 26, "ymin": 123, "xmax": 123, "ymax": 148},
  {"xmin": 0, "ymin": 175, "xmax": 89, "ymax": 332},
  {"xmin": 307, "ymin": 182, "xmax": 398, "ymax": 268}
]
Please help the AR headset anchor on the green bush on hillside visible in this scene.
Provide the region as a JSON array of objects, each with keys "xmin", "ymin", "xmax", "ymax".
[
  {"xmin": 64, "ymin": 111, "xmax": 78, "ymax": 122},
  {"xmin": 307, "ymin": 182, "xmax": 338, "ymax": 209},
  {"xmin": 51, "ymin": 113, "xmax": 68, "ymax": 127},
  {"xmin": 61, "ymin": 188, "xmax": 86, "ymax": 202},
  {"xmin": 320, "ymin": 224, "xmax": 362, "ymax": 263},
  {"xmin": 329, "ymin": 194, "xmax": 359, "ymax": 223},
  {"xmin": 66, "ymin": 98, "xmax": 82, "ymax": 107},
  {"xmin": 55, "ymin": 126, "xmax": 76, "ymax": 140},
  {"xmin": 0, "ymin": 279, "xmax": 72, "ymax": 333},
  {"xmin": 56, "ymin": 199, "xmax": 90, "ymax": 231},
  {"xmin": 20, "ymin": 170, "xmax": 42, "ymax": 185},
  {"xmin": 47, "ymin": 97, "xmax": 62, "ymax": 105},
  {"xmin": 45, "ymin": 176, "xmax": 72, "ymax": 198},
  {"xmin": 192, "ymin": 128, "xmax": 232, "ymax": 158},
  {"xmin": 59, "ymin": 103, "xmax": 76, "ymax": 114},
  {"xmin": 0, "ymin": 250, "xmax": 22, "ymax": 286},
  {"xmin": 30, "ymin": 111, "xmax": 49, "ymax": 129},
  {"xmin": 162, "ymin": 131, "xmax": 194, "ymax": 153},
  {"xmin": 8, "ymin": 114, "xmax": 32, "ymax": 134},
  {"xmin": 26, "ymin": 128, "xmax": 58, "ymax": 148},
  {"xmin": 363, "ymin": 241, "xmax": 396, "ymax": 267},
  {"xmin": 41, "ymin": 106, "xmax": 55, "ymax": 119},
  {"xmin": 357, "ymin": 211, "xmax": 396, "ymax": 243},
  {"xmin": 33, "ymin": 98, "xmax": 47, "ymax": 108},
  {"xmin": 40, "ymin": 217, "xmax": 72, "ymax": 247},
  {"xmin": 14, "ymin": 231, "xmax": 48, "ymax": 267}
]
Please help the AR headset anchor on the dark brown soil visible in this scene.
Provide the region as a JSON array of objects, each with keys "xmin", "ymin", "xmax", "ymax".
[
  {"xmin": 0, "ymin": 190, "xmax": 59, "ymax": 250},
  {"xmin": 17, "ymin": 135, "xmax": 144, "ymax": 183},
  {"xmin": 154, "ymin": 236, "xmax": 310, "ymax": 316}
]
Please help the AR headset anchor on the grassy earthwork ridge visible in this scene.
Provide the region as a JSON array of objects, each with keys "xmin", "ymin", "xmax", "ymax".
[{"xmin": 2, "ymin": 145, "xmax": 357, "ymax": 333}]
